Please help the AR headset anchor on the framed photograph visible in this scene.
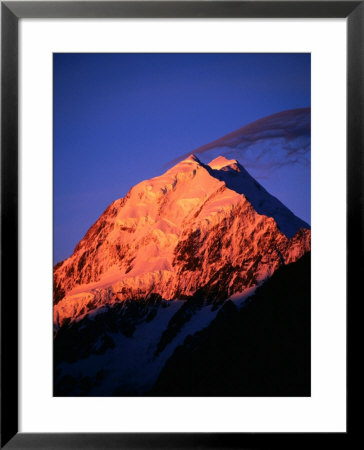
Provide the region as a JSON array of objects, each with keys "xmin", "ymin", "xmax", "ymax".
[{"xmin": 1, "ymin": 1, "xmax": 358, "ymax": 448}]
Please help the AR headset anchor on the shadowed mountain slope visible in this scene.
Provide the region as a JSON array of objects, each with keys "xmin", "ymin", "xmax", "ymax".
[{"xmin": 150, "ymin": 252, "xmax": 311, "ymax": 397}]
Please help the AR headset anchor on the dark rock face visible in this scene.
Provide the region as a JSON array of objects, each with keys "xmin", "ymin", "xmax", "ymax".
[
  {"xmin": 149, "ymin": 252, "xmax": 311, "ymax": 397},
  {"xmin": 53, "ymin": 281, "xmax": 66, "ymax": 305},
  {"xmin": 155, "ymin": 291, "xmax": 205, "ymax": 356}
]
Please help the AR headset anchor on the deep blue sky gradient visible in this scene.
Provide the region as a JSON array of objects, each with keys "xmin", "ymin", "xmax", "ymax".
[{"xmin": 54, "ymin": 53, "xmax": 311, "ymax": 263}]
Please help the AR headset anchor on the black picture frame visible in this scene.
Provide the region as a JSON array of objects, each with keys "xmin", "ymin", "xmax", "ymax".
[{"xmin": 1, "ymin": 1, "xmax": 359, "ymax": 448}]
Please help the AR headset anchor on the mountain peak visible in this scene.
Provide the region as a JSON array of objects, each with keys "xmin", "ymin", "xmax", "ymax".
[
  {"xmin": 164, "ymin": 153, "xmax": 204, "ymax": 178},
  {"xmin": 208, "ymin": 155, "xmax": 239, "ymax": 171},
  {"xmin": 53, "ymin": 148, "xmax": 311, "ymax": 330},
  {"xmin": 183, "ymin": 153, "xmax": 202, "ymax": 164}
]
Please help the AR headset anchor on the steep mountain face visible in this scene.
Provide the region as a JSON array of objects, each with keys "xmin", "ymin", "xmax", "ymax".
[
  {"xmin": 208, "ymin": 156, "xmax": 309, "ymax": 237},
  {"xmin": 54, "ymin": 154, "xmax": 310, "ymax": 329}
]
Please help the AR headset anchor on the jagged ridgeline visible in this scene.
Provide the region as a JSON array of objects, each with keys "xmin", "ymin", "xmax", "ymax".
[{"xmin": 54, "ymin": 154, "xmax": 310, "ymax": 396}]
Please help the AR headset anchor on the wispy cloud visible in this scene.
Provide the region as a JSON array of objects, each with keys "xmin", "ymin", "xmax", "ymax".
[{"xmin": 168, "ymin": 108, "xmax": 311, "ymax": 175}]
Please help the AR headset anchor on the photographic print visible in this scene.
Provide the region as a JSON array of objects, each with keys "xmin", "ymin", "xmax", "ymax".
[{"xmin": 53, "ymin": 53, "xmax": 311, "ymax": 397}]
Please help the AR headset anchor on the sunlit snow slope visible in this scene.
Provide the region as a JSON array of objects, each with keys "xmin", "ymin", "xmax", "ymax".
[{"xmin": 54, "ymin": 155, "xmax": 310, "ymax": 328}]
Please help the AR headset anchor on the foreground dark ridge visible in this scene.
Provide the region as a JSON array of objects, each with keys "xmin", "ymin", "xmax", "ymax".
[{"xmin": 150, "ymin": 252, "xmax": 311, "ymax": 397}]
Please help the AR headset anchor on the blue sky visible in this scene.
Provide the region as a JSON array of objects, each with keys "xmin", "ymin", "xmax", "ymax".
[{"xmin": 54, "ymin": 53, "xmax": 310, "ymax": 263}]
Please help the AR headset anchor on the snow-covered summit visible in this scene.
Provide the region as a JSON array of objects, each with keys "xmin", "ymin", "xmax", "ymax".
[
  {"xmin": 184, "ymin": 153, "xmax": 201, "ymax": 163},
  {"xmin": 208, "ymin": 155, "xmax": 239, "ymax": 171},
  {"xmin": 165, "ymin": 153, "xmax": 202, "ymax": 173}
]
